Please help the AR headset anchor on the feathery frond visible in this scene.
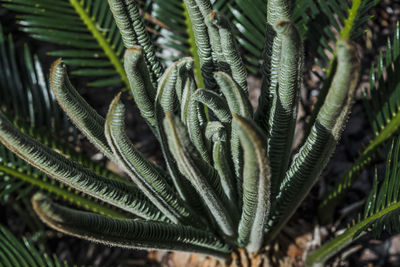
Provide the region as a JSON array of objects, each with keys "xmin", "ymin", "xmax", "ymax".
[
  {"xmin": 233, "ymin": 114, "xmax": 270, "ymax": 252},
  {"xmin": 0, "ymin": 224, "xmax": 71, "ymax": 267},
  {"xmin": 307, "ymin": 136, "xmax": 400, "ymax": 267},
  {"xmin": 1, "ymin": 0, "xmax": 132, "ymax": 89}
]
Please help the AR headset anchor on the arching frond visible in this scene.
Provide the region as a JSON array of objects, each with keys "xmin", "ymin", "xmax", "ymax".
[
  {"xmin": 124, "ymin": 46, "xmax": 158, "ymax": 130},
  {"xmin": 319, "ymin": 22, "xmax": 400, "ymax": 223},
  {"xmin": 0, "ymin": 112, "xmax": 166, "ymax": 221},
  {"xmin": 49, "ymin": 59, "xmax": 115, "ymax": 160},
  {"xmin": 307, "ymin": 137, "xmax": 400, "ymax": 267},
  {"xmin": 32, "ymin": 193, "xmax": 231, "ymax": 259}
]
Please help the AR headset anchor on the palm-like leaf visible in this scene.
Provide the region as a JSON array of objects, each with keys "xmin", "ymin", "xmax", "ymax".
[
  {"xmin": 319, "ymin": 22, "xmax": 400, "ymax": 222},
  {"xmin": 307, "ymin": 136, "xmax": 400, "ymax": 267},
  {"xmin": 0, "ymin": 224, "xmax": 72, "ymax": 266},
  {"xmin": 1, "ymin": 0, "xmax": 150, "ymax": 89}
]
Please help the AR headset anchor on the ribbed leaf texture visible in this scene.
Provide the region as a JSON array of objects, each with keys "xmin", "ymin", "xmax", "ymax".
[
  {"xmin": 307, "ymin": 136, "xmax": 400, "ymax": 267},
  {"xmin": 319, "ymin": 22, "xmax": 400, "ymax": 223},
  {"xmin": 32, "ymin": 193, "xmax": 231, "ymax": 259},
  {"xmin": 0, "ymin": 0, "xmax": 384, "ymax": 261}
]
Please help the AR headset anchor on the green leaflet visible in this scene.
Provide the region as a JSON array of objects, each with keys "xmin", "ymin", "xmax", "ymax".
[
  {"xmin": 233, "ymin": 114, "xmax": 270, "ymax": 252},
  {"xmin": 104, "ymin": 93, "xmax": 202, "ymax": 226},
  {"xmin": 267, "ymin": 20, "xmax": 303, "ymax": 198},
  {"xmin": 0, "ymin": 224, "xmax": 71, "ymax": 267},
  {"xmin": 0, "ymin": 112, "xmax": 165, "ymax": 221},
  {"xmin": 49, "ymin": 60, "xmax": 114, "ymax": 161},
  {"xmin": 265, "ymin": 41, "xmax": 360, "ymax": 242},
  {"xmin": 319, "ymin": 23, "xmax": 400, "ymax": 222},
  {"xmin": 124, "ymin": 46, "xmax": 157, "ymax": 129},
  {"xmin": 307, "ymin": 138, "xmax": 400, "ymax": 267},
  {"xmin": 208, "ymin": 11, "xmax": 248, "ymax": 95},
  {"xmin": 163, "ymin": 113, "xmax": 236, "ymax": 237},
  {"xmin": 32, "ymin": 193, "xmax": 231, "ymax": 259},
  {"xmin": 2, "ymin": 0, "xmax": 129, "ymax": 89},
  {"xmin": 107, "ymin": 0, "xmax": 163, "ymax": 86},
  {"xmin": 0, "ymin": 162, "xmax": 129, "ymax": 219}
]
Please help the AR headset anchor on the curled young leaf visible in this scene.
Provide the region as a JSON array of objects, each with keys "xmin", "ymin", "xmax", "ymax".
[
  {"xmin": 233, "ymin": 114, "xmax": 271, "ymax": 252},
  {"xmin": 107, "ymin": 0, "xmax": 163, "ymax": 84},
  {"xmin": 267, "ymin": 20, "xmax": 303, "ymax": 197},
  {"xmin": 163, "ymin": 113, "xmax": 236, "ymax": 237},
  {"xmin": 0, "ymin": 112, "xmax": 165, "ymax": 221},
  {"xmin": 209, "ymin": 11, "xmax": 248, "ymax": 95},
  {"xmin": 124, "ymin": 46, "xmax": 157, "ymax": 129},
  {"xmin": 50, "ymin": 59, "xmax": 114, "ymax": 160},
  {"xmin": 32, "ymin": 193, "xmax": 231, "ymax": 258},
  {"xmin": 105, "ymin": 93, "xmax": 202, "ymax": 226},
  {"xmin": 265, "ymin": 41, "xmax": 360, "ymax": 243}
]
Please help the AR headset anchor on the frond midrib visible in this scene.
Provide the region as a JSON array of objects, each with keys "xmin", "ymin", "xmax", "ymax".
[
  {"xmin": 308, "ymin": 200, "xmax": 400, "ymax": 265},
  {"xmin": 69, "ymin": 0, "xmax": 129, "ymax": 89}
]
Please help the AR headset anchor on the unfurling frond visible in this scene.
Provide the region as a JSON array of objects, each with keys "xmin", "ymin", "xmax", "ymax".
[
  {"xmin": 105, "ymin": 93, "xmax": 202, "ymax": 226},
  {"xmin": 233, "ymin": 114, "xmax": 270, "ymax": 252},
  {"xmin": 50, "ymin": 60, "xmax": 115, "ymax": 160},
  {"xmin": 107, "ymin": 0, "xmax": 163, "ymax": 85},
  {"xmin": 319, "ymin": 22, "xmax": 400, "ymax": 223},
  {"xmin": 265, "ymin": 41, "xmax": 360, "ymax": 242},
  {"xmin": 163, "ymin": 113, "xmax": 237, "ymax": 237},
  {"xmin": 32, "ymin": 193, "xmax": 231, "ymax": 259},
  {"xmin": 0, "ymin": 113, "xmax": 165, "ymax": 221}
]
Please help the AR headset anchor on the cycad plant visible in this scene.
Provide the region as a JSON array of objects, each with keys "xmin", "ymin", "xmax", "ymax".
[{"xmin": 1, "ymin": 0, "xmax": 399, "ymax": 266}]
